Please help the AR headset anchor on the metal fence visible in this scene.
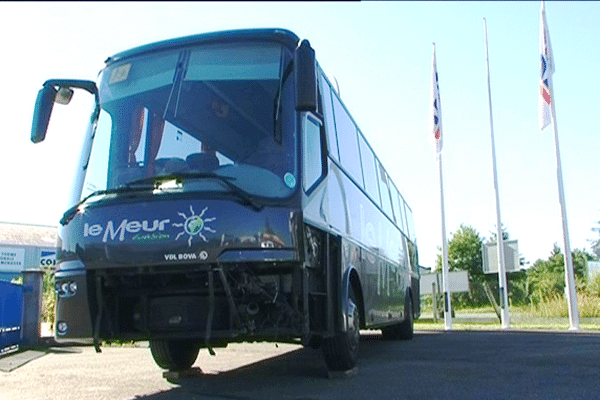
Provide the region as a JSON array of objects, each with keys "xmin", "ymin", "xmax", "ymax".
[{"xmin": 0, "ymin": 280, "xmax": 23, "ymax": 355}]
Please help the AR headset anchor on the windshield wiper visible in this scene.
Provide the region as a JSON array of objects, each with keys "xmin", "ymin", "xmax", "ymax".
[
  {"xmin": 60, "ymin": 172, "xmax": 264, "ymax": 226},
  {"xmin": 163, "ymin": 50, "xmax": 190, "ymax": 121},
  {"xmin": 60, "ymin": 183, "xmax": 156, "ymax": 226},
  {"xmin": 169, "ymin": 172, "xmax": 264, "ymax": 211},
  {"xmin": 127, "ymin": 172, "xmax": 263, "ymax": 211}
]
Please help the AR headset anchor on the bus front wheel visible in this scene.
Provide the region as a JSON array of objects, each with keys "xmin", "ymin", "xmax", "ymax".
[
  {"xmin": 321, "ymin": 287, "xmax": 360, "ymax": 371},
  {"xmin": 149, "ymin": 339, "xmax": 200, "ymax": 371}
]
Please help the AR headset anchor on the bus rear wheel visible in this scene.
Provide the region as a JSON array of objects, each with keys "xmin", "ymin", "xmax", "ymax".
[
  {"xmin": 149, "ymin": 339, "xmax": 201, "ymax": 371},
  {"xmin": 321, "ymin": 287, "xmax": 360, "ymax": 371}
]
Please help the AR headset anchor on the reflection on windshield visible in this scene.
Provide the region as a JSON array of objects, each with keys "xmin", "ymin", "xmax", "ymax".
[{"xmin": 80, "ymin": 42, "xmax": 296, "ymax": 201}]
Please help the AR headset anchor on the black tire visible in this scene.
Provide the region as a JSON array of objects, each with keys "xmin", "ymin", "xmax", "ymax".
[
  {"xmin": 321, "ymin": 286, "xmax": 360, "ymax": 371},
  {"xmin": 381, "ymin": 293, "xmax": 414, "ymax": 341},
  {"xmin": 149, "ymin": 339, "xmax": 200, "ymax": 371}
]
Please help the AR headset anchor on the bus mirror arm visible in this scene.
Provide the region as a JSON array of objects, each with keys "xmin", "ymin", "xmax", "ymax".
[
  {"xmin": 31, "ymin": 79, "xmax": 98, "ymax": 144},
  {"xmin": 295, "ymin": 39, "xmax": 317, "ymax": 113}
]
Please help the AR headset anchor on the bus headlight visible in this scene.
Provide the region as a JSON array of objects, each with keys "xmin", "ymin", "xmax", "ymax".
[{"xmin": 56, "ymin": 280, "xmax": 78, "ymax": 297}]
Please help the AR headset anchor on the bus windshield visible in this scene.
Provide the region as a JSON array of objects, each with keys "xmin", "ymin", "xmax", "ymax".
[{"xmin": 81, "ymin": 41, "xmax": 296, "ymax": 200}]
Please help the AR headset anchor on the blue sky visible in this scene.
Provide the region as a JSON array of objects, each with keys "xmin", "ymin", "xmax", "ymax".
[{"xmin": 2, "ymin": 1, "xmax": 599, "ymax": 269}]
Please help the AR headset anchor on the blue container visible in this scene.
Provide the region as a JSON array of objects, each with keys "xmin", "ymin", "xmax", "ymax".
[{"xmin": 0, "ymin": 280, "xmax": 23, "ymax": 355}]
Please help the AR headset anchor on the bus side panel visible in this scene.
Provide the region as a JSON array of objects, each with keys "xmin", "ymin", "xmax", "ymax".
[
  {"xmin": 301, "ymin": 167, "xmax": 329, "ymax": 232},
  {"xmin": 408, "ymin": 241, "xmax": 421, "ymax": 319},
  {"xmin": 322, "ymin": 161, "xmax": 409, "ymax": 328}
]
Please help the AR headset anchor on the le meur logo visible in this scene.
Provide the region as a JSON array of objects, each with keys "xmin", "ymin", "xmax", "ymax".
[{"xmin": 83, "ymin": 206, "xmax": 216, "ymax": 246}]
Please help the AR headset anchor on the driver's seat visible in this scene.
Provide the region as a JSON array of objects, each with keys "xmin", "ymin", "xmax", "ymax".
[{"xmin": 187, "ymin": 153, "xmax": 219, "ymax": 172}]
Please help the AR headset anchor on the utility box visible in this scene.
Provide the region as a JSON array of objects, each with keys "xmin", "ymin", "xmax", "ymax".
[
  {"xmin": 0, "ymin": 280, "xmax": 23, "ymax": 355},
  {"xmin": 1, "ymin": 222, "xmax": 58, "ymax": 349},
  {"xmin": 482, "ymin": 240, "xmax": 520, "ymax": 274},
  {"xmin": 21, "ymin": 269, "xmax": 44, "ymax": 347},
  {"xmin": 420, "ymin": 270, "xmax": 470, "ymax": 295}
]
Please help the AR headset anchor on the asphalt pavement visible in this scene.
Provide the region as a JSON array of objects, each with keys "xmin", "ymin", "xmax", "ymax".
[{"xmin": 2, "ymin": 330, "xmax": 600, "ymax": 400}]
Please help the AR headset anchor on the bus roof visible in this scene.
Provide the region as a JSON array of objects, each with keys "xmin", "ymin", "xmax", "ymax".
[{"xmin": 105, "ymin": 28, "xmax": 300, "ymax": 66}]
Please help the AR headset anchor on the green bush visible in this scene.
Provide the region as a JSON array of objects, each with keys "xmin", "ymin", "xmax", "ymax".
[
  {"xmin": 42, "ymin": 266, "xmax": 56, "ymax": 325},
  {"xmin": 434, "ymin": 225, "xmax": 598, "ymax": 312},
  {"xmin": 584, "ymin": 271, "xmax": 600, "ymax": 297}
]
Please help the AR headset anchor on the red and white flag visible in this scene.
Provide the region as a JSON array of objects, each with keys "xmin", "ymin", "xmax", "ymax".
[
  {"xmin": 430, "ymin": 44, "xmax": 443, "ymax": 155},
  {"xmin": 539, "ymin": 0, "xmax": 554, "ymax": 131}
]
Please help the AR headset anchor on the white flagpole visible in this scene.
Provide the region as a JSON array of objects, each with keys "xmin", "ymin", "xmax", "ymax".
[
  {"xmin": 438, "ymin": 152, "xmax": 452, "ymax": 330},
  {"xmin": 540, "ymin": 1, "xmax": 580, "ymax": 330},
  {"xmin": 483, "ymin": 19, "xmax": 510, "ymax": 329},
  {"xmin": 550, "ymin": 90, "xmax": 579, "ymax": 331},
  {"xmin": 430, "ymin": 43, "xmax": 452, "ymax": 330}
]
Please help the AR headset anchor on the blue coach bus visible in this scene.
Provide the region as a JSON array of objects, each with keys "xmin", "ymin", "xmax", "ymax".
[{"xmin": 31, "ymin": 28, "xmax": 419, "ymax": 372}]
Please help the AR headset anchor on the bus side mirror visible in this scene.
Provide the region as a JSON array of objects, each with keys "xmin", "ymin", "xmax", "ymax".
[
  {"xmin": 295, "ymin": 39, "xmax": 317, "ymax": 112},
  {"xmin": 31, "ymin": 84, "xmax": 58, "ymax": 143}
]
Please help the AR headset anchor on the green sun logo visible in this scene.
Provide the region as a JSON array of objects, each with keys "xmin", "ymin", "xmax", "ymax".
[{"xmin": 173, "ymin": 206, "xmax": 216, "ymax": 246}]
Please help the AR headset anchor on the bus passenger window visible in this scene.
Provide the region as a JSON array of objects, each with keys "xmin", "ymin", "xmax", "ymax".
[
  {"xmin": 377, "ymin": 161, "xmax": 393, "ymax": 218},
  {"xmin": 332, "ymin": 95, "xmax": 363, "ymax": 186},
  {"xmin": 359, "ymin": 134, "xmax": 380, "ymax": 206},
  {"xmin": 320, "ymin": 75, "xmax": 339, "ymax": 162},
  {"xmin": 390, "ymin": 183, "xmax": 402, "ymax": 226}
]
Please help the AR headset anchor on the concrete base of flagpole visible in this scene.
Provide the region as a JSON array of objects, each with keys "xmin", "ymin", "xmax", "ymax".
[{"xmin": 501, "ymin": 308, "xmax": 510, "ymax": 329}]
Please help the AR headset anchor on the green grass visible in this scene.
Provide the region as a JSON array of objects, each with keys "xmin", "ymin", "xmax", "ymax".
[
  {"xmin": 415, "ymin": 318, "xmax": 600, "ymax": 331},
  {"xmin": 523, "ymin": 293, "xmax": 600, "ymax": 318},
  {"xmin": 416, "ymin": 292, "xmax": 600, "ymax": 331}
]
